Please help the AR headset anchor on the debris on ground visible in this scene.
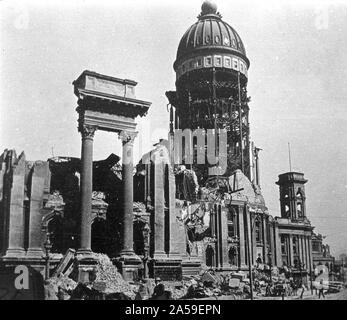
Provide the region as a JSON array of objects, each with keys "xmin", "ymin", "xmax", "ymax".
[
  {"xmin": 44, "ymin": 275, "xmax": 77, "ymax": 300},
  {"xmin": 93, "ymin": 253, "xmax": 138, "ymax": 299},
  {"xmin": 46, "ymin": 252, "xmax": 299, "ymax": 300}
]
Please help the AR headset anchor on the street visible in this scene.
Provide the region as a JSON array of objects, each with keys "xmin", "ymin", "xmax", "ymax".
[{"xmin": 253, "ymin": 288, "xmax": 347, "ymax": 300}]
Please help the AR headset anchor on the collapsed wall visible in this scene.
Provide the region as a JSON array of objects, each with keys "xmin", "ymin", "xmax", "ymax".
[
  {"xmin": 0, "ymin": 149, "xmax": 50, "ymax": 268},
  {"xmin": 0, "ymin": 150, "xmax": 124, "ymax": 273}
]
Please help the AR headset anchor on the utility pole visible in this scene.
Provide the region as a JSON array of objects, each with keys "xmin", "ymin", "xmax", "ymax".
[
  {"xmin": 288, "ymin": 142, "xmax": 292, "ymax": 172},
  {"xmin": 309, "ymin": 257, "xmax": 313, "ymax": 294}
]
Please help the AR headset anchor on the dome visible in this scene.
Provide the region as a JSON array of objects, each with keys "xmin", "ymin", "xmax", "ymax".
[{"xmin": 174, "ymin": 1, "xmax": 249, "ymax": 80}]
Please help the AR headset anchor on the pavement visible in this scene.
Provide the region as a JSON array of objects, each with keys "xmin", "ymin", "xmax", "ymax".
[{"xmin": 253, "ymin": 288, "xmax": 347, "ymax": 300}]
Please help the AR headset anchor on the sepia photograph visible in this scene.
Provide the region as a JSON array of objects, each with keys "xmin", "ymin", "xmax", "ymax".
[{"xmin": 0, "ymin": 0, "xmax": 346, "ymax": 304}]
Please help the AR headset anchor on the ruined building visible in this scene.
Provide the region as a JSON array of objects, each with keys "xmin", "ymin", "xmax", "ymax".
[{"xmin": 0, "ymin": 1, "xmax": 330, "ymax": 285}]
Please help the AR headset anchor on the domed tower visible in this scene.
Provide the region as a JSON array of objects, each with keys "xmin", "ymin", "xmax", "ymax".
[{"xmin": 167, "ymin": 1, "xmax": 251, "ymax": 182}]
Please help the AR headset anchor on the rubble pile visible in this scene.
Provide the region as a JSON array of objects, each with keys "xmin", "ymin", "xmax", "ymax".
[
  {"xmin": 44, "ymin": 275, "xmax": 77, "ymax": 300},
  {"xmin": 156, "ymin": 272, "xmax": 250, "ymax": 300},
  {"xmin": 253, "ymin": 269, "xmax": 271, "ymax": 282},
  {"xmin": 49, "ymin": 275, "xmax": 77, "ymax": 292},
  {"xmin": 94, "ymin": 253, "xmax": 137, "ymax": 299},
  {"xmin": 164, "ymin": 282, "xmax": 188, "ymax": 300}
]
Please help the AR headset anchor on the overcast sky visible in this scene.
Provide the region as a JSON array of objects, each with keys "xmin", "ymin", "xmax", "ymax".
[{"xmin": 1, "ymin": 0, "xmax": 346, "ymax": 257}]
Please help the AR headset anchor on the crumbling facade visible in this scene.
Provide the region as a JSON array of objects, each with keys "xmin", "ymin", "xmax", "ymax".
[
  {"xmin": 311, "ymin": 232, "xmax": 335, "ymax": 272},
  {"xmin": 0, "ymin": 1, "xmax": 334, "ymax": 287}
]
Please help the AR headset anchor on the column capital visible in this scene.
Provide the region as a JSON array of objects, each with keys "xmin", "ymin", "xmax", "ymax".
[
  {"xmin": 119, "ymin": 130, "xmax": 137, "ymax": 145},
  {"xmin": 79, "ymin": 124, "xmax": 97, "ymax": 139}
]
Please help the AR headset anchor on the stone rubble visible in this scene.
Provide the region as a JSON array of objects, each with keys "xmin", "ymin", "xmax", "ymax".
[
  {"xmin": 45, "ymin": 254, "xmax": 284, "ymax": 300},
  {"xmin": 93, "ymin": 253, "xmax": 138, "ymax": 299}
]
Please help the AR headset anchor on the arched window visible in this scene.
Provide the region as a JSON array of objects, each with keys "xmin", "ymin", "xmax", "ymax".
[
  {"xmin": 296, "ymin": 191, "xmax": 304, "ymax": 218},
  {"xmin": 47, "ymin": 215, "xmax": 64, "ymax": 254},
  {"xmin": 227, "ymin": 207, "xmax": 237, "ymax": 238},
  {"xmin": 297, "ymin": 203, "xmax": 303, "ymax": 218},
  {"xmin": 206, "ymin": 246, "xmax": 214, "ymax": 267},
  {"xmin": 228, "ymin": 247, "xmax": 237, "ymax": 266}
]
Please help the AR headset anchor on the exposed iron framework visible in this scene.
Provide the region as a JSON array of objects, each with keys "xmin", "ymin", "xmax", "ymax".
[{"xmin": 167, "ymin": 68, "xmax": 251, "ymax": 181}]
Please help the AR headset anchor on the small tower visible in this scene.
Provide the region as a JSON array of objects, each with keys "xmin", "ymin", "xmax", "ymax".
[{"xmin": 276, "ymin": 172, "xmax": 307, "ymax": 221}]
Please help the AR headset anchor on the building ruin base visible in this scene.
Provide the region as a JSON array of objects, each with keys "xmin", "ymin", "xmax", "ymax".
[
  {"xmin": 150, "ymin": 258, "xmax": 183, "ymax": 281},
  {"xmin": 114, "ymin": 254, "xmax": 143, "ymax": 281}
]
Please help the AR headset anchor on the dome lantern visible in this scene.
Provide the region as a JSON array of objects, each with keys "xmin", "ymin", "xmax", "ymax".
[{"xmin": 200, "ymin": 0, "xmax": 219, "ymax": 17}]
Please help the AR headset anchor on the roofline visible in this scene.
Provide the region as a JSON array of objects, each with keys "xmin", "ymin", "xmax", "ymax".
[{"xmin": 74, "ymin": 70, "xmax": 138, "ymax": 87}]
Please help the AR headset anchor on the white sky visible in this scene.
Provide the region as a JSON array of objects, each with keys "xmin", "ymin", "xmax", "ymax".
[{"xmin": 1, "ymin": 0, "xmax": 347, "ymax": 257}]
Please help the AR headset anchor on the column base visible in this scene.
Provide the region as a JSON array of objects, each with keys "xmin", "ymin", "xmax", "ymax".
[
  {"xmin": 153, "ymin": 251, "xmax": 167, "ymax": 260},
  {"xmin": 75, "ymin": 251, "xmax": 97, "ymax": 284},
  {"xmin": 114, "ymin": 254, "xmax": 143, "ymax": 281},
  {"xmin": 181, "ymin": 257, "xmax": 201, "ymax": 277},
  {"xmin": 151, "ymin": 256, "xmax": 182, "ymax": 281},
  {"xmin": 76, "ymin": 248, "xmax": 94, "ymax": 259},
  {"xmin": 26, "ymin": 248, "xmax": 44, "ymax": 258},
  {"xmin": 168, "ymin": 252, "xmax": 183, "ymax": 259},
  {"xmin": 119, "ymin": 249, "xmax": 137, "ymax": 258},
  {"xmin": 4, "ymin": 248, "xmax": 26, "ymax": 258},
  {"xmin": 239, "ymin": 263, "xmax": 248, "ymax": 270}
]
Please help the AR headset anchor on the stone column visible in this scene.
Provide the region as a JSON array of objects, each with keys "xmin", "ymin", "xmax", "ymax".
[
  {"xmin": 262, "ymin": 216, "xmax": 268, "ymax": 263},
  {"xmin": 238, "ymin": 204, "xmax": 246, "ymax": 267},
  {"xmin": 5, "ymin": 152, "xmax": 26, "ymax": 257},
  {"xmin": 303, "ymin": 236, "xmax": 307, "ymax": 268},
  {"xmin": 219, "ymin": 205, "xmax": 228, "ymax": 269},
  {"xmin": 119, "ymin": 130, "xmax": 137, "ymax": 256},
  {"xmin": 305, "ymin": 236, "xmax": 310, "ymax": 270},
  {"xmin": 168, "ymin": 166, "xmax": 182, "ymax": 258},
  {"xmin": 269, "ymin": 221, "xmax": 275, "ymax": 263},
  {"xmin": 78, "ymin": 124, "xmax": 96, "ymax": 256},
  {"xmin": 300, "ymin": 235, "xmax": 305, "ymax": 266},
  {"xmin": 27, "ymin": 161, "xmax": 50, "ymax": 257},
  {"xmin": 0, "ymin": 150, "xmax": 10, "ymax": 255},
  {"xmin": 252, "ymin": 215, "xmax": 257, "ymax": 264},
  {"xmin": 274, "ymin": 222, "xmax": 282, "ymax": 267},
  {"xmin": 153, "ymin": 156, "xmax": 166, "ymax": 259},
  {"xmin": 307, "ymin": 236, "xmax": 313, "ymax": 272},
  {"xmin": 245, "ymin": 206, "xmax": 252, "ymax": 266},
  {"xmin": 288, "ymin": 234, "xmax": 294, "ymax": 267},
  {"xmin": 215, "ymin": 204, "xmax": 220, "ymax": 268}
]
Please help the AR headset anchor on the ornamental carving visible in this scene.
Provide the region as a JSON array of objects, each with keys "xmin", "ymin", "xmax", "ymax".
[
  {"xmin": 118, "ymin": 130, "xmax": 137, "ymax": 145},
  {"xmin": 79, "ymin": 124, "xmax": 97, "ymax": 139}
]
